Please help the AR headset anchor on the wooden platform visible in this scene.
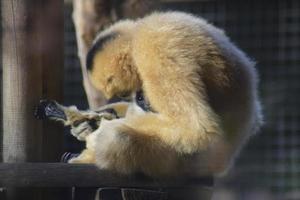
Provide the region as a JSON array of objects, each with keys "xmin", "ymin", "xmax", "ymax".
[{"xmin": 0, "ymin": 163, "xmax": 213, "ymax": 188}]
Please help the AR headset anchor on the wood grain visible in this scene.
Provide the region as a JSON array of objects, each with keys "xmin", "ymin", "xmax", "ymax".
[
  {"xmin": 2, "ymin": 0, "xmax": 43, "ymax": 163},
  {"xmin": 1, "ymin": 0, "xmax": 64, "ymax": 199}
]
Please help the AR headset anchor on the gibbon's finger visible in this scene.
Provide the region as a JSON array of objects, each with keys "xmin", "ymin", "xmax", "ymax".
[
  {"xmin": 61, "ymin": 152, "xmax": 79, "ymax": 163},
  {"xmin": 95, "ymin": 108, "xmax": 119, "ymax": 119},
  {"xmin": 34, "ymin": 99, "xmax": 67, "ymax": 121},
  {"xmin": 70, "ymin": 121, "xmax": 96, "ymax": 140}
]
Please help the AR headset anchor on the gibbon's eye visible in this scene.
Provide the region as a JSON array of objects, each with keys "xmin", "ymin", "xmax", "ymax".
[
  {"xmin": 135, "ymin": 90, "xmax": 150, "ymax": 111},
  {"xmin": 135, "ymin": 90, "xmax": 156, "ymax": 113},
  {"xmin": 136, "ymin": 92, "xmax": 144, "ymax": 102}
]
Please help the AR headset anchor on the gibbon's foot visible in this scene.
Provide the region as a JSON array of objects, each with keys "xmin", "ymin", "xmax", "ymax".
[
  {"xmin": 35, "ymin": 99, "xmax": 66, "ymax": 120},
  {"xmin": 35, "ymin": 99, "xmax": 118, "ymax": 141},
  {"xmin": 61, "ymin": 152, "xmax": 80, "ymax": 163}
]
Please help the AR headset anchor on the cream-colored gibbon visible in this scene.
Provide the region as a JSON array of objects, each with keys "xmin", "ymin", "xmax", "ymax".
[{"xmin": 36, "ymin": 12, "xmax": 262, "ymax": 179}]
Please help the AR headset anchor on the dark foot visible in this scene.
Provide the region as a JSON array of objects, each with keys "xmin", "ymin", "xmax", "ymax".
[
  {"xmin": 34, "ymin": 99, "xmax": 66, "ymax": 120},
  {"xmin": 61, "ymin": 152, "xmax": 80, "ymax": 163}
]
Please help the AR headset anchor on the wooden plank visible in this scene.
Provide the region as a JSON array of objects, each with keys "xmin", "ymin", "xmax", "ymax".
[
  {"xmin": 0, "ymin": 163, "xmax": 213, "ymax": 188},
  {"xmin": 162, "ymin": 0, "xmax": 213, "ymax": 2},
  {"xmin": 0, "ymin": 188, "xmax": 6, "ymax": 200}
]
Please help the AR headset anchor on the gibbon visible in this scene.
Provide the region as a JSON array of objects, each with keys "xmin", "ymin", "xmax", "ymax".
[{"xmin": 36, "ymin": 12, "xmax": 262, "ymax": 179}]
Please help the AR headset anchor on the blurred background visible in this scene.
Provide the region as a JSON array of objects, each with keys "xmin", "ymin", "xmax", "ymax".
[{"xmin": 0, "ymin": 0, "xmax": 299, "ymax": 199}]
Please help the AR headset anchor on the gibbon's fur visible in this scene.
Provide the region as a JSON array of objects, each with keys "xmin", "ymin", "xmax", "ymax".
[{"xmin": 57, "ymin": 12, "xmax": 263, "ymax": 178}]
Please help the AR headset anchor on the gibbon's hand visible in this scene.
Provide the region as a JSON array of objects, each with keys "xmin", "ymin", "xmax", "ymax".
[
  {"xmin": 69, "ymin": 112, "xmax": 114, "ymax": 141},
  {"xmin": 35, "ymin": 99, "xmax": 117, "ymax": 140}
]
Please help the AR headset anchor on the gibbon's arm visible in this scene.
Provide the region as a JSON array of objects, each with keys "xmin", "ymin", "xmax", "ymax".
[
  {"xmin": 130, "ymin": 21, "xmax": 223, "ymax": 153},
  {"xmin": 94, "ymin": 103, "xmax": 222, "ymax": 176}
]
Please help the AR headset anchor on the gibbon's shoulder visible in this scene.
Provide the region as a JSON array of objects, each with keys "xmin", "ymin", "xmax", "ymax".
[
  {"xmin": 133, "ymin": 11, "xmax": 255, "ymax": 74},
  {"xmin": 134, "ymin": 11, "xmax": 225, "ymax": 38},
  {"xmin": 88, "ymin": 11, "xmax": 254, "ymax": 81},
  {"xmin": 131, "ymin": 11, "xmax": 233, "ymax": 59},
  {"xmin": 138, "ymin": 11, "xmax": 210, "ymax": 26},
  {"xmin": 91, "ymin": 11, "xmax": 226, "ymax": 45},
  {"xmin": 95, "ymin": 19, "xmax": 137, "ymax": 40}
]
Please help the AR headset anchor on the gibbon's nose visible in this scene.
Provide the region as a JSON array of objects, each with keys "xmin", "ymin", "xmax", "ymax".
[{"xmin": 34, "ymin": 99, "xmax": 67, "ymax": 120}]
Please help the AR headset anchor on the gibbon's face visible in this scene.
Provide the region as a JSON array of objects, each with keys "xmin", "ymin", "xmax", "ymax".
[{"xmin": 86, "ymin": 32, "xmax": 141, "ymax": 100}]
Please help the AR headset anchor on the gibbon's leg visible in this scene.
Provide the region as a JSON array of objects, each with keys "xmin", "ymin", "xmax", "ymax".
[
  {"xmin": 68, "ymin": 123, "xmax": 113, "ymax": 164},
  {"xmin": 93, "ymin": 110, "xmax": 222, "ymax": 177},
  {"xmin": 93, "ymin": 110, "xmax": 223, "ymax": 177},
  {"xmin": 93, "ymin": 117, "xmax": 181, "ymax": 177},
  {"xmin": 35, "ymin": 100, "xmax": 130, "ymax": 141}
]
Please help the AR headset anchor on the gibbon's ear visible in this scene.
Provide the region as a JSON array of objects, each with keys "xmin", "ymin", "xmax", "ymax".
[{"xmin": 86, "ymin": 32, "xmax": 118, "ymax": 71}]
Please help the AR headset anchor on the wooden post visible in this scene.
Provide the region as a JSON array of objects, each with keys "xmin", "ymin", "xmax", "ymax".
[
  {"xmin": 2, "ymin": 0, "xmax": 64, "ymax": 162},
  {"xmin": 2, "ymin": 0, "xmax": 64, "ymax": 199},
  {"xmin": 2, "ymin": 0, "xmax": 42, "ymax": 163},
  {"xmin": 0, "ymin": 0, "xmax": 2, "ymax": 163},
  {"xmin": 72, "ymin": 0, "xmax": 159, "ymax": 109},
  {"xmin": 2, "ymin": 1, "xmax": 42, "ymax": 199}
]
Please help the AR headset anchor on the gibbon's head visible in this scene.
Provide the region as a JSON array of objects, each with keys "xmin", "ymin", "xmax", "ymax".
[{"xmin": 86, "ymin": 20, "xmax": 141, "ymax": 99}]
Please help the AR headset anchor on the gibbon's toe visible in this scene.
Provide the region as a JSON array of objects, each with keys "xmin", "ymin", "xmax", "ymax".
[
  {"xmin": 70, "ymin": 112, "xmax": 116, "ymax": 139},
  {"xmin": 60, "ymin": 152, "xmax": 80, "ymax": 163},
  {"xmin": 34, "ymin": 99, "xmax": 51, "ymax": 119},
  {"xmin": 71, "ymin": 122, "xmax": 93, "ymax": 141},
  {"xmin": 35, "ymin": 99, "xmax": 66, "ymax": 120}
]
